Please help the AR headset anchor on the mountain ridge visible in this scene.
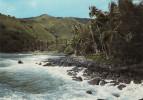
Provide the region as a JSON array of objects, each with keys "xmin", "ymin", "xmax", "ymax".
[
  {"xmin": 0, "ymin": 13, "xmax": 90, "ymax": 52},
  {"xmin": 22, "ymin": 14, "xmax": 90, "ymax": 24}
]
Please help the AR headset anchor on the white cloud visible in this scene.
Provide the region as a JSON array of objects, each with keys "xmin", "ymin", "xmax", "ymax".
[
  {"xmin": 7, "ymin": 7, "xmax": 16, "ymax": 13},
  {"xmin": 0, "ymin": 0, "xmax": 16, "ymax": 16},
  {"xmin": 30, "ymin": 0, "xmax": 38, "ymax": 8}
]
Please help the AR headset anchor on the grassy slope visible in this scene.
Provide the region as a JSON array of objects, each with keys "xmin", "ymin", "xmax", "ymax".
[
  {"xmin": 0, "ymin": 14, "xmax": 90, "ymax": 41},
  {"xmin": 29, "ymin": 14, "xmax": 80, "ymax": 39},
  {"xmin": 0, "ymin": 14, "xmax": 55, "ymax": 41},
  {"xmin": 0, "ymin": 13, "xmax": 90, "ymax": 52}
]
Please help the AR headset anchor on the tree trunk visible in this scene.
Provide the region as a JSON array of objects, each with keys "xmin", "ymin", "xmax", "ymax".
[
  {"xmin": 97, "ymin": 24, "xmax": 109, "ymax": 59},
  {"xmin": 89, "ymin": 25, "xmax": 99, "ymax": 53},
  {"xmin": 74, "ymin": 50, "xmax": 77, "ymax": 56}
]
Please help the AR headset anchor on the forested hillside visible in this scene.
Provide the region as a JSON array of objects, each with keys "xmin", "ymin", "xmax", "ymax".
[
  {"xmin": 0, "ymin": 0, "xmax": 142, "ymax": 64},
  {"xmin": 70, "ymin": 0, "xmax": 143, "ymax": 64},
  {"xmin": 0, "ymin": 14, "xmax": 90, "ymax": 52}
]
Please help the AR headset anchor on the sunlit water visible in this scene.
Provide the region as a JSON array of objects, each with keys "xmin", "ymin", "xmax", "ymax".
[{"xmin": 0, "ymin": 53, "xmax": 143, "ymax": 100}]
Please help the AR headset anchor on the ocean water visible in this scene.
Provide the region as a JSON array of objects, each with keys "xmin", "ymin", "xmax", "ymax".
[{"xmin": 0, "ymin": 53, "xmax": 143, "ymax": 100}]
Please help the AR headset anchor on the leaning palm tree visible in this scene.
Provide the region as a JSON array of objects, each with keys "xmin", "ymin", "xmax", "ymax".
[
  {"xmin": 89, "ymin": 25, "xmax": 99, "ymax": 53},
  {"xmin": 89, "ymin": 6, "xmax": 109, "ymax": 59}
]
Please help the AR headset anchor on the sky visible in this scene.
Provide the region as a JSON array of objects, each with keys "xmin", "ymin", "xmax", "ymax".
[{"xmin": 0, "ymin": 0, "xmax": 119, "ymax": 18}]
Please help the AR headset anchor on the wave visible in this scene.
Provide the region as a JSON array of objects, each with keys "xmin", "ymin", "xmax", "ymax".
[
  {"xmin": 0, "ymin": 54, "xmax": 143, "ymax": 100},
  {"xmin": 0, "ymin": 59, "xmax": 17, "ymax": 67}
]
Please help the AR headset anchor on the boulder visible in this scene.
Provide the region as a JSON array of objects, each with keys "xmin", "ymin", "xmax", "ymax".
[
  {"xmin": 107, "ymin": 73, "xmax": 113, "ymax": 79},
  {"xmin": 118, "ymin": 79, "xmax": 124, "ymax": 83},
  {"xmin": 102, "ymin": 72, "xmax": 109, "ymax": 76},
  {"xmin": 72, "ymin": 67, "xmax": 82, "ymax": 72},
  {"xmin": 67, "ymin": 71, "xmax": 77, "ymax": 76},
  {"xmin": 123, "ymin": 79, "xmax": 131, "ymax": 84},
  {"xmin": 76, "ymin": 63, "xmax": 82, "ymax": 67},
  {"xmin": 118, "ymin": 84, "xmax": 126, "ymax": 90},
  {"xmin": 110, "ymin": 80, "xmax": 119, "ymax": 86},
  {"xmin": 43, "ymin": 63, "xmax": 53, "ymax": 66},
  {"xmin": 39, "ymin": 63, "xmax": 42, "ymax": 65},
  {"xmin": 100, "ymin": 80, "xmax": 108, "ymax": 86},
  {"xmin": 110, "ymin": 80, "xmax": 117, "ymax": 83},
  {"xmin": 133, "ymin": 78, "xmax": 142, "ymax": 84},
  {"xmin": 62, "ymin": 62, "xmax": 70, "ymax": 66},
  {"xmin": 114, "ymin": 73, "xmax": 120, "ymax": 78},
  {"xmin": 86, "ymin": 90, "xmax": 92, "ymax": 94},
  {"xmin": 18, "ymin": 60, "xmax": 23, "ymax": 64},
  {"xmin": 72, "ymin": 77, "xmax": 83, "ymax": 82},
  {"xmin": 112, "ymin": 93, "xmax": 120, "ymax": 97},
  {"xmin": 87, "ymin": 63, "xmax": 95, "ymax": 68},
  {"xmin": 88, "ymin": 78, "xmax": 101, "ymax": 85},
  {"xmin": 67, "ymin": 72, "xmax": 73, "ymax": 76}
]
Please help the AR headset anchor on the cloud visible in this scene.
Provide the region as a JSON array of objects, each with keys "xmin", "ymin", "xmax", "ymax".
[
  {"xmin": 0, "ymin": 0, "xmax": 16, "ymax": 16},
  {"xmin": 7, "ymin": 7, "xmax": 16, "ymax": 13},
  {"xmin": 30, "ymin": 1, "xmax": 38, "ymax": 8}
]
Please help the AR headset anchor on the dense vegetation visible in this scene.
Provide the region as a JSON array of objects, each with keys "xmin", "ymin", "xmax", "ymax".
[
  {"xmin": 0, "ymin": 14, "xmax": 89, "ymax": 52},
  {"xmin": 0, "ymin": 0, "xmax": 142, "ymax": 64},
  {"xmin": 70, "ymin": 0, "xmax": 143, "ymax": 64}
]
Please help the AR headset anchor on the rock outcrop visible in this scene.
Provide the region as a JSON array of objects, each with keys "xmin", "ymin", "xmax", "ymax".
[{"xmin": 18, "ymin": 60, "xmax": 23, "ymax": 64}]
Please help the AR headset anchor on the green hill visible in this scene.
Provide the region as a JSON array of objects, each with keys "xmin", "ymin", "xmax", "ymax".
[
  {"xmin": 0, "ymin": 14, "xmax": 90, "ymax": 52},
  {"xmin": 25, "ymin": 14, "xmax": 88, "ymax": 39}
]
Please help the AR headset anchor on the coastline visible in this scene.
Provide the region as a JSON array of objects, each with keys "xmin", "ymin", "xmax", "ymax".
[
  {"xmin": 0, "ymin": 51, "xmax": 66, "ymax": 56},
  {"xmin": 1, "ymin": 53, "xmax": 143, "ymax": 99},
  {"xmin": 41, "ymin": 55, "xmax": 143, "ymax": 96},
  {"xmin": 1, "ymin": 52, "xmax": 143, "ymax": 85}
]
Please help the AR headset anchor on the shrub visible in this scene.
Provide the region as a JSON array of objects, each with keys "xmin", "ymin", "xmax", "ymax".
[
  {"xmin": 64, "ymin": 45, "xmax": 74, "ymax": 55},
  {"xmin": 48, "ymin": 44, "xmax": 66, "ymax": 53},
  {"xmin": 86, "ymin": 53, "xmax": 122, "ymax": 64},
  {"xmin": 0, "ymin": 24, "xmax": 6, "ymax": 29}
]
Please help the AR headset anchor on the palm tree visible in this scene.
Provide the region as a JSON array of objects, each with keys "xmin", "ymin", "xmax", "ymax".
[
  {"xmin": 89, "ymin": 25, "xmax": 99, "ymax": 53},
  {"xmin": 89, "ymin": 6, "xmax": 109, "ymax": 59}
]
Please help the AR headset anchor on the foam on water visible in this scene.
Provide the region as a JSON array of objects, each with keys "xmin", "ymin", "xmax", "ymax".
[{"xmin": 0, "ymin": 54, "xmax": 143, "ymax": 100}]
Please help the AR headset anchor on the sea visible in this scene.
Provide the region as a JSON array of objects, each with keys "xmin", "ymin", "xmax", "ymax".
[{"xmin": 0, "ymin": 53, "xmax": 143, "ymax": 100}]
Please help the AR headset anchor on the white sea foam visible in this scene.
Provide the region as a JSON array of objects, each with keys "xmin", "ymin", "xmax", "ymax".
[
  {"xmin": 18, "ymin": 54, "xmax": 32, "ymax": 55},
  {"xmin": 0, "ymin": 54, "xmax": 143, "ymax": 100},
  {"xmin": 0, "ymin": 59, "xmax": 17, "ymax": 67}
]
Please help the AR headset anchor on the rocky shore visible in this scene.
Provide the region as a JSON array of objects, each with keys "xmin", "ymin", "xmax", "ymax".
[{"xmin": 41, "ymin": 55, "xmax": 143, "ymax": 92}]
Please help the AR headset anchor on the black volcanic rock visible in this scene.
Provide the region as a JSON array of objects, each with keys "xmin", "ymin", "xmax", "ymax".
[
  {"xmin": 86, "ymin": 90, "xmax": 92, "ymax": 94},
  {"xmin": 67, "ymin": 71, "xmax": 77, "ymax": 76},
  {"xmin": 43, "ymin": 62, "xmax": 53, "ymax": 66},
  {"xmin": 72, "ymin": 77, "xmax": 83, "ymax": 82},
  {"xmin": 118, "ymin": 84, "xmax": 126, "ymax": 90},
  {"xmin": 112, "ymin": 93, "xmax": 120, "ymax": 97},
  {"xmin": 100, "ymin": 80, "xmax": 108, "ymax": 86},
  {"xmin": 45, "ymin": 55, "xmax": 143, "ymax": 87},
  {"xmin": 88, "ymin": 78, "xmax": 101, "ymax": 85},
  {"xmin": 18, "ymin": 60, "xmax": 23, "ymax": 64}
]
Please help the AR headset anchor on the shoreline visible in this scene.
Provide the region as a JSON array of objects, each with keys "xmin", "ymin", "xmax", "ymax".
[
  {"xmin": 1, "ymin": 52, "xmax": 143, "ymax": 85},
  {"xmin": 0, "ymin": 51, "xmax": 67, "ymax": 56},
  {"xmin": 42, "ymin": 55, "xmax": 143, "ymax": 90},
  {"xmin": 1, "ymin": 53, "xmax": 143, "ymax": 99}
]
